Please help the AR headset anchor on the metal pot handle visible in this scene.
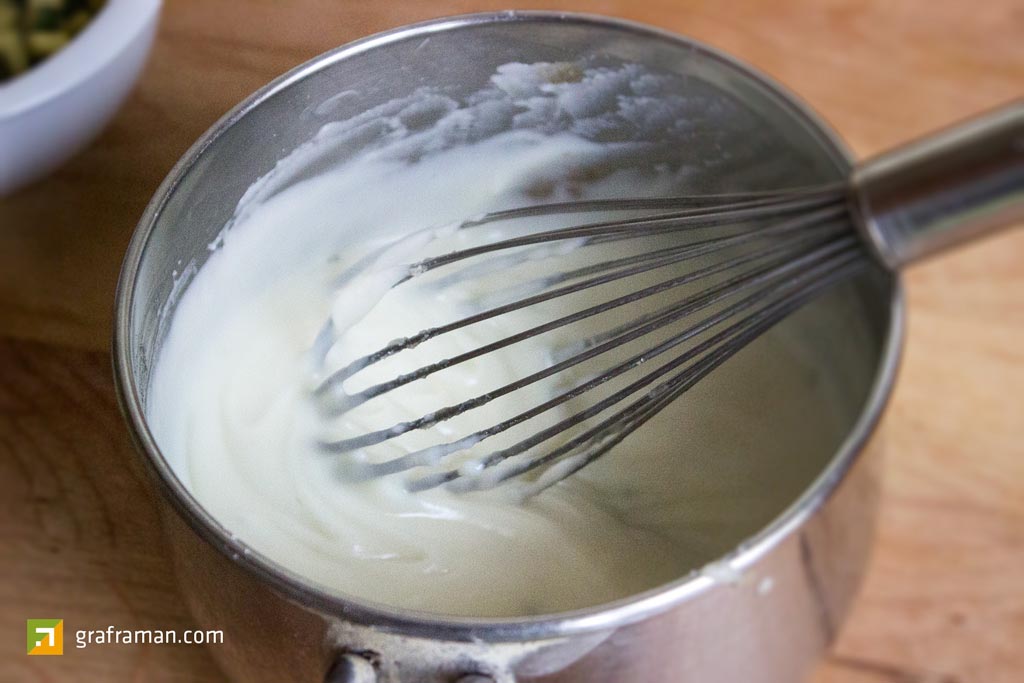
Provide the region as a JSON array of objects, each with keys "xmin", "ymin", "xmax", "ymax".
[
  {"xmin": 324, "ymin": 651, "xmax": 497, "ymax": 683},
  {"xmin": 325, "ymin": 653, "xmax": 378, "ymax": 683}
]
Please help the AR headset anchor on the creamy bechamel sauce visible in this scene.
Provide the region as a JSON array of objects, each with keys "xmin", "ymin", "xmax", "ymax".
[{"xmin": 148, "ymin": 62, "xmax": 855, "ymax": 617}]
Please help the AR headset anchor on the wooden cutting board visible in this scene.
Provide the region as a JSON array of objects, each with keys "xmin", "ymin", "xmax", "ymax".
[{"xmin": 1, "ymin": 1, "xmax": 1021, "ymax": 681}]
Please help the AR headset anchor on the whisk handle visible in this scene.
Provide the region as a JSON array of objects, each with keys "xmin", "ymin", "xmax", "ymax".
[{"xmin": 851, "ymin": 100, "xmax": 1024, "ymax": 270}]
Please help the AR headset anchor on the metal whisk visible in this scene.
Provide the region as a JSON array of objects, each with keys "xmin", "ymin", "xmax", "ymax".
[{"xmin": 312, "ymin": 102, "xmax": 1023, "ymax": 495}]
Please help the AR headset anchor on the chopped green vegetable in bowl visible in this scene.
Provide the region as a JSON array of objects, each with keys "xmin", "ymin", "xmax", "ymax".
[{"xmin": 0, "ymin": 0, "xmax": 106, "ymax": 80}]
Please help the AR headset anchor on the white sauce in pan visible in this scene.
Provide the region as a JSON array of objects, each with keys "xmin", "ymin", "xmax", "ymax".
[{"xmin": 148, "ymin": 62, "xmax": 854, "ymax": 617}]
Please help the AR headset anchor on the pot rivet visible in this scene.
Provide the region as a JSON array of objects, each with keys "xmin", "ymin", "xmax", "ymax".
[{"xmin": 325, "ymin": 652, "xmax": 377, "ymax": 683}]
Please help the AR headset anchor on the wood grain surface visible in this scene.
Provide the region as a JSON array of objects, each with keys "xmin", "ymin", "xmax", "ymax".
[{"xmin": 0, "ymin": 1, "xmax": 1021, "ymax": 682}]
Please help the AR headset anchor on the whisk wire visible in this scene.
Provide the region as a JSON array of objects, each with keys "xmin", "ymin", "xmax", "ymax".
[
  {"xmin": 418, "ymin": 190, "xmax": 846, "ymax": 272},
  {"xmin": 328, "ymin": 236, "xmax": 864, "ymax": 484},
  {"xmin": 410, "ymin": 246, "xmax": 867, "ymax": 493},
  {"xmin": 313, "ymin": 186, "xmax": 876, "ymax": 492},
  {"xmin": 318, "ymin": 219, "xmax": 851, "ymax": 415},
  {"xmin": 458, "ymin": 183, "xmax": 847, "ymax": 226},
  {"xmin": 316, "ymin": 203, "xmax": 848, "ymax": 397}
]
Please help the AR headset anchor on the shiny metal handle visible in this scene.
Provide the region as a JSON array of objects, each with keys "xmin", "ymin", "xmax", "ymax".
[
  {"xmin": 324, "ymin": 651, "xmax": 499, "ymax": 683},
  {"xmin": 851, "ymin": 100, "xmax": 1024, "ymax": 270}
]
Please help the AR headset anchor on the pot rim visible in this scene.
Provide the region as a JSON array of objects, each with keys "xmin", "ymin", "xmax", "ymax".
[{"xmin": 113, "ymin": 10, "xmax": 905, "ymax": 643}]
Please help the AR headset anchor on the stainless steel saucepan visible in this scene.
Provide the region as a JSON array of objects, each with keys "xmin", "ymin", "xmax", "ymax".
[{"xmin": 114, "ymin": 12, "xmax": 903, "ymax": 683}]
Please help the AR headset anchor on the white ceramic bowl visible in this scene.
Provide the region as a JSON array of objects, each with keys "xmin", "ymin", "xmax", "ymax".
[{"xmin": 0, "ymin": 0, "xmax": 162, "ymax": 196}]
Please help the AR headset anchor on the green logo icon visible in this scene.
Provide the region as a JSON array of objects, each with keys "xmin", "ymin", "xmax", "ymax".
[{"xmin": 27, "ymin": 619, "xmax": 63, "ymax": 655}]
